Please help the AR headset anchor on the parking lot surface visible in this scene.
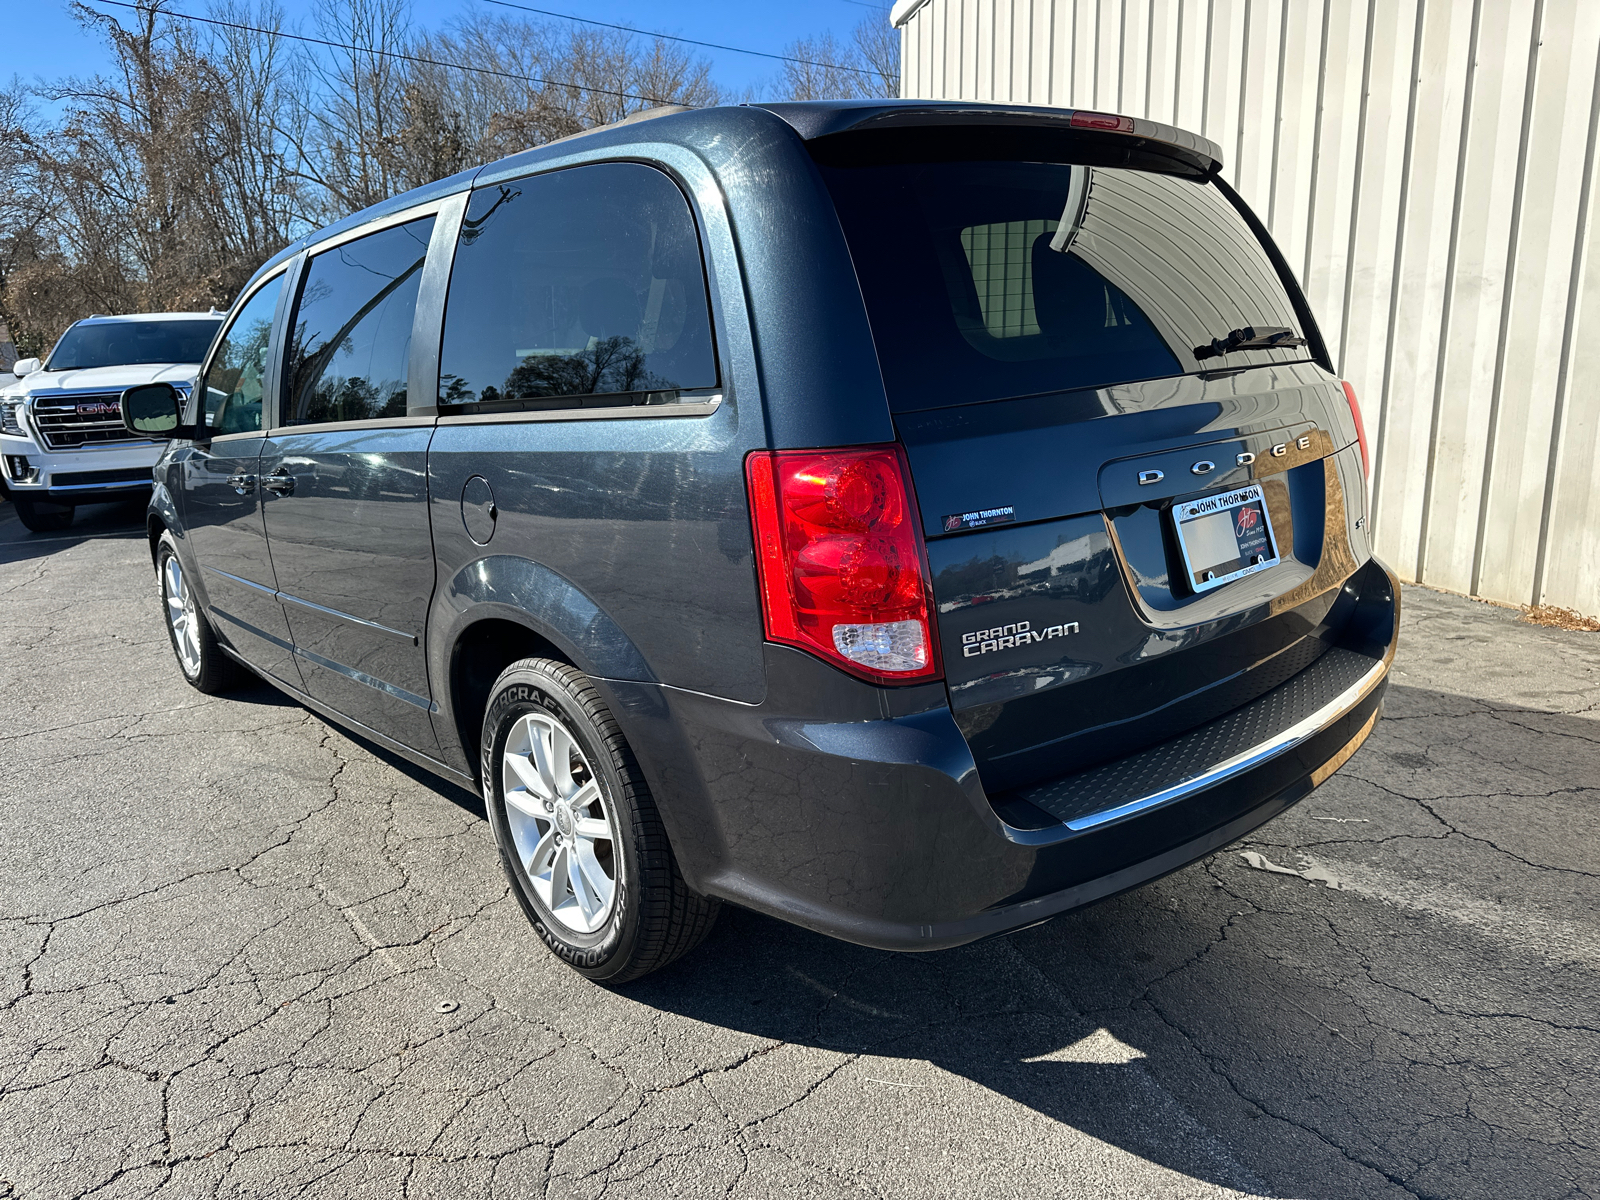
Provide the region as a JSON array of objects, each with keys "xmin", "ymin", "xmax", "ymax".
[{"xmin": 1, "ymin": 498, "xmax": 1596, "ymax": 1200}]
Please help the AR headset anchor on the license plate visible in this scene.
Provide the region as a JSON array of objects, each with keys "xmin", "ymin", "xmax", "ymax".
[{"xmin": 1172, "ymin": 483, "xmax": 1279, "ymax": 593}]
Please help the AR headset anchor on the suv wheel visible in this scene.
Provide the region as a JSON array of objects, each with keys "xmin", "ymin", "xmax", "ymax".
[
  {"xmin": 482, "ymin": 658, "xmax": 719, "ymax": 983},
  {"xmin": 13, "ymin": 497, "xmax": 74, "ymax": 533},
  {"xmin": 157, "ymin": 531, "xmax": 242, "ymax": 694}
]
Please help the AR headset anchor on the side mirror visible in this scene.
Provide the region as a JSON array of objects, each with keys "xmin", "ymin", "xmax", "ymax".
[
  {"xmin": 121, "ymin": 383, "xmax": 187, "ymax": 439},
  {"xmin": 11, "ymin": 358, "xmax": 40, "ymax": 377}
]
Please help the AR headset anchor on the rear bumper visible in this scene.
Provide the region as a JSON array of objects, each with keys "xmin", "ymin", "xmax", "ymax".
[{"xmin": 606, "ymin": 557, "xmax": 1399, "ymax": 951}]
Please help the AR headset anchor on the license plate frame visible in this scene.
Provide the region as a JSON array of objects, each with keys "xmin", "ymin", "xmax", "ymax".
[{"xmin": 1172, "ymin": 483, "xmax": 1280, "ymax": 594}]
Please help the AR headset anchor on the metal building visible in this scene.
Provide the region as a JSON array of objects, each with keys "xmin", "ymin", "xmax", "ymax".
[{"xmin": 891, "ymin": 0, "xmax": 1600, "ymax": 618}]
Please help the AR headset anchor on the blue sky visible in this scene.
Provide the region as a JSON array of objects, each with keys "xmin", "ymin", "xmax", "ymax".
[{"xmin": 8, "ymin": 0, "xmax": 895, "ymax": 98}]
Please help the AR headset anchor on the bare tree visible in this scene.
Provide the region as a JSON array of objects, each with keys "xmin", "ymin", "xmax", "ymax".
[
  {"xmin": 0, "ymin": 0, "xmax": 729, "ymax": 352},
  {"xmin": 779, "ymin": 17, "xmax": 900, "ymax": 101},
  {"xmin": 205, "ymin": 0, "xmax": 312, "ymax": 262},
  {"xmin": 0, "ymin": 83, "xmax": 56, "ymax": 359},
  {"xmin": 405, "ymin": 14, "xmax": 722, "ymax": 169},
  {"xmin": 296, "ymin": 0, "xmax": 412, "ymax": 218},
  {"xmin": 853, "ymin": 15, "xmax": 901, "ymax": 97},
  {"xmin": 35, "ymin": 2, "xmax": 230, "ymax": 314}
]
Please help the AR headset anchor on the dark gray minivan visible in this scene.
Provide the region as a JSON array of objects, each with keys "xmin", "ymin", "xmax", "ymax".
[{"xmin": 124, "ymin": 101, "xmax": 1397, "ymax": 983}]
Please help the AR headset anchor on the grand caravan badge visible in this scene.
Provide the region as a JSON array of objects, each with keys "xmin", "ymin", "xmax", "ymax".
[{"xmin": 962, "ymin": 619, "xmax": 1080, "ymax": 658}]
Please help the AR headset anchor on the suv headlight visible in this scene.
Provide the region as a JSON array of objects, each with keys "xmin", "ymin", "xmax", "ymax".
[{"xmin": 0, "ymin": 398, "xmax": 25, "ymax": 438}]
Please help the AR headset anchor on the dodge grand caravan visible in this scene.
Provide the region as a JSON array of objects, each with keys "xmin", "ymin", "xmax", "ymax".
[{"xmin": 122, "ymin": 101, "xmax": 1397, "ymax": 983}]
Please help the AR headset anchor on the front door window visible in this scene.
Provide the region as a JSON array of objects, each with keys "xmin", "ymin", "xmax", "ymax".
[{"xmin": 203, "ymin": 275, "xmax": 284, "ymax": 433}]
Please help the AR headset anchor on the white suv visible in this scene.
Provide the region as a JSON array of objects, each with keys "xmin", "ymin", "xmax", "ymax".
[{"xmin": 1, "ymin": 312, "xmax": 222, "ymax": 532}]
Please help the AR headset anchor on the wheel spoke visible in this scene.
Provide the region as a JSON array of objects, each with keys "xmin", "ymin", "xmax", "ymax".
[
  {"xmin": 526, "ymin": 826, "xmax": 556, "ymax": 873},
  {"xmin": 575, "ymin": 845, "xmax": 613, "ymax": 914},
  {"xmin": 574, "ymin": 817, "xmax": 610, "ymax": 839},
  {"xmin": 568, "ymin": 847, "xmax": 596, "ymax": 922},
  {"xmin": 502, "ymin": 782, "xmax": 548, "ymax": 820},
  {"xmin": 547, "ymin": 844, "xmax": 569, "ymax": 909},
  {"xmin": 549, "ymin": 724, "xmax": 576, "ymax": 798},
  {"xmin": 528, "ymin": 722, "xmax": 572, "ymax": 800},
  {"xmin": 568, "ymin": 778, "xmax": 601, "ymax": 811},
  {"xmin": 504, "ymin": 750, "xmax": 552, "ymax": 801}
]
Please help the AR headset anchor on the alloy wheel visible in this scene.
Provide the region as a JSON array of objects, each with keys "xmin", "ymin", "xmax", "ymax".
[
  {"xmin": 163, "ymin": 554, "xmax": 202, "ymax": 677},
  {"xmin": 501, "ymin": 711, "xmax": 618, "ymax": 934}
]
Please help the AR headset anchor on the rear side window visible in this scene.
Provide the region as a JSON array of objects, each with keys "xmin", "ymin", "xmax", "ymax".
[
  {"xmin": 438, "ymin": 162, "xmax": 717, "ymax": 409},
  {"xmin": 283, "ymin": 216, "xmax": 436, "ymax": 426},
  {"xmin": 820, "ymin": 160, "xmax": 1305, "ymax": 412}
]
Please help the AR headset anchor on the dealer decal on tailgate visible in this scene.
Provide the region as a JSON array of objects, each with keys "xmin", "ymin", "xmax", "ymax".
[{"xmin": 943, "ymin": 505, "xmax": 1016, "ymax": 532}]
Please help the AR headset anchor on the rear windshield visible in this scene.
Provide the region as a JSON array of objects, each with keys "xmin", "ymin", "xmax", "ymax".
[
  {"xmin": 818, "ymin": 160, "xmax": 1305, "ymax": 412},
  {"xmin": 46, "ymin": 319, "xmax": 221, "ymax": 372}
]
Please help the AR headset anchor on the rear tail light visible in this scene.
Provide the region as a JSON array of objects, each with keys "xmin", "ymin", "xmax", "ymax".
[
  {"xmin": 1070, "ymin": 110, "xmax": 1136, "ymax": 132},
  {"xmin": 1341, "ymin": 381, "xmax": 1370, "ymax": 478},
  {"xmin": 745, "ymin": 445, "xmax": 942, "ymax": 684}
]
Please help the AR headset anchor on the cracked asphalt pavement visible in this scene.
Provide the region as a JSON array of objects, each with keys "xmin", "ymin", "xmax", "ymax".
[{"xmin": 2, "ymin": 496, "xmax": 1596, "ymax": 1200}]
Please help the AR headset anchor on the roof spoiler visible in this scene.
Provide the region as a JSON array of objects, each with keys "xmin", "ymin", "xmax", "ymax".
[{"xmin": 756, "ymin": 101, "xmax": 1223, "ymax": 178}]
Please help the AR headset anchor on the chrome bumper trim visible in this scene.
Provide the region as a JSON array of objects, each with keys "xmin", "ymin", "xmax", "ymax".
[{"xmin": 1064, "ymin": 654, "xmax": 1388, "ymax": 832}]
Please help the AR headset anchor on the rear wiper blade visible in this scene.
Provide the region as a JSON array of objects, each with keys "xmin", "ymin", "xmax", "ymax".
[{"xmin": 1193, "ymin": 325, "xmax": 1307, "ymax": 360}]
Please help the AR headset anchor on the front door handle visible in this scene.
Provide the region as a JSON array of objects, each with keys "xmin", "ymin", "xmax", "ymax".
[
  {"xmin": 262, "ymin": 468, "xmax": 296, "ymax": 495},
  {"xmin": 227, "ymin": 472, "xmax": 256, "ymax": 495}
]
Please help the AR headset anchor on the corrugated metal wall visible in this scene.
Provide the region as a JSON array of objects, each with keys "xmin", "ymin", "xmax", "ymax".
[{"xmin": 895, "ymin": 0, "xmax": 1600, "ymax": 616}]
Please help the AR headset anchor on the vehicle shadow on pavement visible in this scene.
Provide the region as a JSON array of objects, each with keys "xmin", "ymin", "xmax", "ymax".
[
  {"xmin": 615, "ymin": 680, "xmax": 1600, "ymax": 1198},
  {"xmin": 625, "ymin": 898, "xmax": 1294, "ymax": 1193},
  {"xmin": 316, "ymin": 715, "xmax": 488, "ymax": 821}
]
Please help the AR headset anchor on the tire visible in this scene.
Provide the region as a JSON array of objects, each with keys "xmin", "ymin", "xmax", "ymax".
[
  {"xmin": 156, "ymin": 531, "xmax": 242, "ymax": 694},
  {"xmin": 13, "ymin": 497, "xmax": 74, "ymax": 533},
  {"xmin": 482, "ymin": 657, "xmax": 719, "ymax": 984}
]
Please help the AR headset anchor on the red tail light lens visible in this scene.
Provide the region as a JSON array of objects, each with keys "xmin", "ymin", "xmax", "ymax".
[
  {"xmin": 745, "ymin": 446, "xmax": 942, "ymax": 684},
  {"xmin": 1341, "ymin": 380, "xmax": 1370, "ymax": 478},
  {"xmin": 1070, "ymin": 111, "xmax": 1135, "ymax": 132}
]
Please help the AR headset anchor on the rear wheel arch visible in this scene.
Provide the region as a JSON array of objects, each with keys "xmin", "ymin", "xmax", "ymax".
[
  {"xmin": 448, "ymin": 616, "xmax": 574, "ymax": 782},
  {"xmin": 433, "ymin": 555, "xmax": 658, "ymax": 781}
]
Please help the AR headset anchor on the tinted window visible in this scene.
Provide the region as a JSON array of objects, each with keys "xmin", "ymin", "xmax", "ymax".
[
  {"xmin": 438, "ymin": 163, "xmax": 717, "ymax": 408},
  {"xmin": 284, "ymin": 216, "xmax": 435, "ymax": 425},
  {"xmin": 203, "ymin": 277, "xmax": 283, "ymax": 435},
  {"xmin": 47, "ymin": 318, "xmax": 221, "ymax": 371},
  {"xmin": 820, "ymin": 160, "xmax": 1305, "ymax": 412}
]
